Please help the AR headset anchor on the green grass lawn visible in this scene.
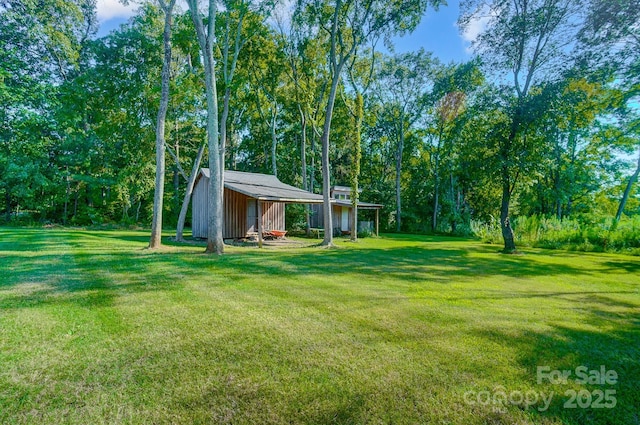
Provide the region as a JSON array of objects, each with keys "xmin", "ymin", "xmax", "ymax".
[{"xmin": 1, "ymin": 228, "xmax": 638, "ymax": 424}]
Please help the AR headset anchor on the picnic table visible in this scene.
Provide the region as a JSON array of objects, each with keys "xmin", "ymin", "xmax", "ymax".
[{"xmin": 309, "ymin": 228, "xmax": 324, "ymax": 239}]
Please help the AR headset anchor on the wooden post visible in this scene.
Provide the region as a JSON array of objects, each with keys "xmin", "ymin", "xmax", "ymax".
[
  {"xmin": 375, "ymin": 208, "xmax": 379, "ymax": 237},
  {"xmin": 257, "ymin": 200, "xmax": 263, "ymax": 248}
]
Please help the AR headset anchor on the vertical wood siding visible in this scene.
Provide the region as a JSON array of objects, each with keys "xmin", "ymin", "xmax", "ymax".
[
  {"xmin": 261, "ymin": 202, "xmax": 284, "ymax": 231},
  {"xmin": 224, "ymin": 188, "xmax": 249, "ymax": 239},
  {"xmin": 192, "ymin": 175, "xmax": 286, "ymax": 239},
  {"xmin": 309, "ymin": 204, "xmax": 322, "ymax": 228},
  {"xmin": 191, "ymin": 175, "xmax": 209, "ymax": 238},
  {"xmin": 332, "ymin": 205, "xmax": 341, "ymax": 232}
]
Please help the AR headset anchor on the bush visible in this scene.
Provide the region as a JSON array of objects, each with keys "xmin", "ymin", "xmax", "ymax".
[{"xmin": 471, "ymin": 215, "xmax": 640, "ymax": 255}]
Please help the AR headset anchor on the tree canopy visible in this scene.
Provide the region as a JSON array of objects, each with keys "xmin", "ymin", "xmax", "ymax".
[{"xmin": 1, "ymin": 0, "xmax": 638, "ymax": 250}]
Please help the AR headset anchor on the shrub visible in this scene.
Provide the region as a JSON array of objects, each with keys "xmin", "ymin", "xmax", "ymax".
[{"xmin": 471, "ymin": 215, "xmax": 640, "ymax": 255}]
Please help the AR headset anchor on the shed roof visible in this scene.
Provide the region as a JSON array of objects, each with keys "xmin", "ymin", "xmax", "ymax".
[{"xmin": 199, "ymin": 169, "xmax": 326, "ymax": 204}]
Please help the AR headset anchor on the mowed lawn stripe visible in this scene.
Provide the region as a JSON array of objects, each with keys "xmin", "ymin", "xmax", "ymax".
[{"xmin": 0, "ymin": 228, "xmax": 638, "ymax": 424}]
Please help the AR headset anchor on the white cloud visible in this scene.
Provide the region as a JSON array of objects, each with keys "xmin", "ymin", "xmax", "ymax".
[
  {"xmin": 460, "ymin": 15, "xmax": 491, "ymax": 44},
  {"xmin": 456, "ymin": 5, "xmax": 496, "ymax": 53},
  {"xmin": 96, "ymin": 0, "xmax": 138, "ymax": 22}
]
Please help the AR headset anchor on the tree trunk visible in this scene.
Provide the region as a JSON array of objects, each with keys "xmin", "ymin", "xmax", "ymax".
[
  {"xmin": 5, "ymin": 192, "xmax": 11, "ymax": 222},
  {"xmin": 432, "ymin": 189, "xmax": 439, "ymax": 233},
  {"xmin": 74, "ymin": 190, "xmax": 79, "ymax": 218},
  {"xmin": 566, "ymin": 131, "xmax": 578, "ymax": 216},
  {"xmin": 500, "ymin": 177, "xmax": 516, "ymax": 252},
  {"xmin": 499, "ymin": 105, "xmax": 520, "ymax": 253},
  {"xmin": 432, "ymin": 162, "xmax": 440, "ymax": 233},
  {"xmin": 350, "ymin": 93, "xmax": 363, "ymax": 242},
  {"xmin": 220, "ymin": 87, "xmax": 230, "ymax": 171},
  {"xmin": 176, "ymin": 143, "xmax": 205, "ymax": 241},
  {"xmin": 299, "ymin": 106, "xmax": 311, "ymax": 237},
  {"xmin": 204, "ymin": 61, "xmax": 224, "ymax": 254},
  {"xmin": 63, "ymin": 167, "xmax": 70, "ymax": 226},
  {"xmin": 149, "ymin": 2, "xmax": 175, "ymax": 249},
  {"xmin": 173, "ymin": 120, "xmax": 181, "ymax": 214},
  {"xmin": 449, "ymin": 173, "xmax": 457, "ymax": 233},
  {"xmin": 271, "ymin": 105, "xmax": 278, "ymax": 178},
  {"xmin": 553, "ymin": 134, "xmax": 563, "ymax": 220},
  {"xmin": 310, "ymin": 124, "xmax": 316, "ymax": 195},
  {"xmin": 205, "ymin": 56, "xmax": 224, "ymax": 254},
  {"xmin": 432, "ymin": 125, "xmax": 444, "ymax": 233},
  {"xmin": 173, "ymin": 163, "xmax": 180, "ymax": 213},
  {"xmin": 188, "ymin": 0, "xmax": 224, "ymax": 254},
  {"xmin": 395, "ymin": 117, "xmax": 404, "ymax": 233},
  {"xmin": 320, "ymin": 73, "xmax": 343, "ymax": 246},
  {"xmin": 615, "ymin": 147, "xmax": 640, "ymax": 222}
]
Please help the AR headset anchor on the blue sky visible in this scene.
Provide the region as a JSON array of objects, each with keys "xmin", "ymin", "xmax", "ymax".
[
  {"xmin": 391, "ymin": 0, "xmax": 471, "ymax": 64},
  {"xmin": 96, "ymin": 0, "xmax": 473, "ymax": 64}
]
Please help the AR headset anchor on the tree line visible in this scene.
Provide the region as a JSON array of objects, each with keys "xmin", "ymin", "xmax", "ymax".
[{"xmin": 1, "ymin": 0, "xmax": 638, "ymax": 252}]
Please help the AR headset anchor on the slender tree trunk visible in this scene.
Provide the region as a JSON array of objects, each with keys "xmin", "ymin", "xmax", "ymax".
[
  {"xmin": 500, "ymin": 131, "xmax": 517, "ymax": 252},
  {"xmin": 566, "ymin": 131, "xmax": 578, "ymax": 216},
  {"xmin": 220, "ymin": 87, "xmax": 230, "ymax": 173},
  {"xmin": 350, "ymin": 93, "xmax": 363, "ymax": 242},
  {"xmin": 395, "ymin": 117, "xmax": 404, "ymax": 233},
  {"xmin": 500, "ymin": 176, "xmax": 516, "ymax": 252},
  {"xmin": 176, "ymin": 143, "xmax": 205, "ymax": 241},
  {"xmin": 173, "ymin": 165, "xmax": 180, "ymax": 212},
  {"xmin": 554, "ymin": 163, "xmax": 562, "ymax": 219},
  {"xmin": 432, "ymin": 157, "xmax": 440, "ymax": 232},
  {"xmin": 218, "ymin": 88, "xmax": 230, "ymax": 221},
  {"xmin": 173, "ymin": 120, "xmax": 180, "ymax": 214},
  {"xmin": 63, "ymin": 167, "xmax": 70, "ymax": 226},
  {"xmin": 299, "ymin": 106, "xmax": 311, "ymax": 236},
  {"xmin": 271, "ymin": 105, "xmax": 278, "ymax": 178},
  {"xmin": 149, "ymin": 1, "xmax": 175, "ymax": 249},
  {"xmin": 204, "ymin": 61, "xmax": 224, "ymax": 254},
  {"xmin": 5, "ymin": 192, "xmax": 11, "ymax": 222},
  {"xmin": 73, "ymin": 190, "xmax": 79, "ymax": 218},
  {"xmin": 188, "ymin": 0, "xmax": 224, "ymax": 254},
  {"xmin": 615, "ymin": 147, "xmax": 640, "ymax": 222},
  {"xmin": 432, "ymin": 125, "xmax": 444, "ymax": 233},
  {"xmin": 450, "ymin": 174, "xmax": 457, "ymax": 233},
  {"xmin": 320, "ymin": 73, "xmax": 343, "ymax": 246},
  {"xmin": 553, "ymin": 134, "xmax": 563, "ymax": 219},
  {"xmin": 310, "ymin": 125, "xmax": 316, "ymax": 194},
  {"xmin": 498, "ymin": 105, "xmax": 521, "ymax": 253}
]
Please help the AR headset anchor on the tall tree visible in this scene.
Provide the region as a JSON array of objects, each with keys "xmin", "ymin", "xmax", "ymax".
[
  {"xmin": 579, "ymin": 0, "xmax": 640, "ymax": 223},
  {"xmin": 344, "ymin": 44, "xmax": 377, "ymax": 241},
  {"xmin": 280, "ymin": 22, "xmax": 329, "ymax": 233},
  {"xmin": 149, "ymin": 0, "xmax": 177, "ymax": 249},
  {"xmin": 0, "ymin": 0, "xmax": 97, "ymax": 222},
  {"xmin": 175, "ymin": 3, "xmax": 269, "ymax": 242},
  {"xmin": 186, "ymin": 0, "xmax": 224, "ymax": 254},
  {"xmin": 219, "ymin": 1, "xmax": 275, "ymax": 172},
  {"xmin": 460, "ymin": 0, "xmax": 582, "ymax": 252},
  {"xmin": 172, "ymin": 11, "xmax": 208, "ymax": 242},
  {"xmin": 373, "ymin": 50, "xmax": 438, "ymax": 232},
  {"xmin": 295, "ymin": 0, "xmax": 440, "ymax": 245},
  {"xmin": 430, "ymin": 60, "xmax": 483, "ymax": 232}
]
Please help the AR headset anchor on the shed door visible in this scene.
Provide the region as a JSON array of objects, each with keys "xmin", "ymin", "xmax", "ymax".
[
  {"xmin": 247, "ymin": 199, "xmax": 258, "ymax": 232},
  {"xmin": 341, "ymin": 207, "xmax": 349, "ymax": 231}
]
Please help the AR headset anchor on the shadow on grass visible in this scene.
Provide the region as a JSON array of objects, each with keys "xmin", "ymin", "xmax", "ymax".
[
  {"xmin": 0, "ymin": 228, "xmax": 624, "ymax": 312},
  {"xmin": 472, "ymin": 303, "xmax": 640, "ymax": 425},
  {"xmin": 600, "ymin": 260, "xmax": 640, "ymax": 273},
  {"xmin": 2, "ymin": 229, "xmax": 639, "ymax": 424}
]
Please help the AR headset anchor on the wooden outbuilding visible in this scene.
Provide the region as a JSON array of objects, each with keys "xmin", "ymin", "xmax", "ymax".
[
  {"xmin": 192, "ymin": 169, "xmax": 325, "ymax": 241},
  {"xmin": 309, "ymin": 186, "xmax": 383, "ymax": 236}
]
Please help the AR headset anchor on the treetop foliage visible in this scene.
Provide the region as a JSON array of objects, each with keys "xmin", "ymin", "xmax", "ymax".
[{"xmin": 0, "ymin": 0, "xmax": 638, "ymax": 241}]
